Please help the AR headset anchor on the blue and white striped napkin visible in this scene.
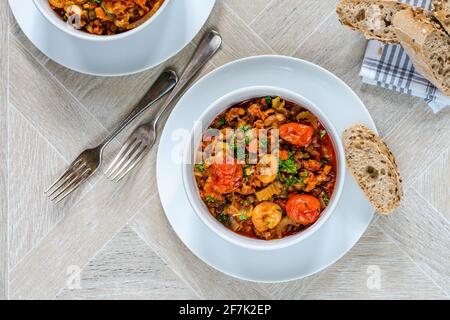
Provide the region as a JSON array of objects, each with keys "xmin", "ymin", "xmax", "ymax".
[{"xmin": 360, "ymin": 0, "xmax": 450, "ymax": 113}]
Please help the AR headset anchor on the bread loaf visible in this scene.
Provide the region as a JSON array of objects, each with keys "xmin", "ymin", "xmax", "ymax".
[
  {"xmin": 431, "ymin": 0, "xmax": 450, "ymax": 34},
  {"xmin": 393, "ymin": 8, "xmax": 450, "ymax": 96},
  {"xmin": 336, "ymin": 0, "xmax": 409, "ymax": 43}
]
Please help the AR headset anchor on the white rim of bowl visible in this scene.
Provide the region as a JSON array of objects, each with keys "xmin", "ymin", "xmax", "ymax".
[
  {"xmin": 182, "ymin": 86, "xmax": 346, "ymax": 251},
  {"xmin": 32, "ymin": 0, "xmax": 171, "ymax": 42}
]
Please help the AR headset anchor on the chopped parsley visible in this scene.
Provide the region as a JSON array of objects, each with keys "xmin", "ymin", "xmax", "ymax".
[
  {"xmin": 206, "ymin": 195, "xmax": 216, "ymax": 203},
  {"xmin": 321, "ymin": 193, "xmax": 330, "ymax": 206},
  {"xmin": 279, "ymin": 158, "xmax": 297, "ymax": 174},
  {"xmin": 239, "ymin": 214, "xmax": 249, "ymax": 221},
  {"xmin": 217, "ymin": 213, "xmax": 230, "ymax": 224},
  {"xmin": 240, "ymin": 125, "xmax": 250, "ymax": 132},
  {"xmin": 284, "ymin": 175, "xmax": 300, "ymax": 188},
  {"xmin": 319, "ymin": 130, "xmax": 326, "ymax": 139},
  {"xmin": 194, "ymin": 163, "xmax": 205, "ymax": 172},
  {"xmin": 265, "ymin": 96, "xmax": 272, "ymax": 107},
  {"xmin": 217, "ymin": 117, "xmax": 226, "ymax": 126}
]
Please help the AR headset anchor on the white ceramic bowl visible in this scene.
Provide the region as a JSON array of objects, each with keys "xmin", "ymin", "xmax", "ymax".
[
  {"xmin": 33, "ymin": 0, "xmax": 171, "ymax": 42},
  {"xmin": 182, "ymin": 86, "xmax": 346, "ymax": 251}
]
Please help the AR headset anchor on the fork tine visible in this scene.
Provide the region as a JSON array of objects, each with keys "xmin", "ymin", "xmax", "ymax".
[
  {"xmin": 48, "ymin": 163, "xmax": 87, "ymax": 201},
  {"xmin": 50, "ymin": 168, "xmax": 92, "ymax": 203},
  {"xmin": 45, "ymin": 158, "xmax": 83, "ymax": 194},
  {"xmin": 106, "ymin": 140, "xmax": 142, "ymax": 179},
  {"xmin": 46, "ymin": 161, "xmax": 86, "ymax": 198},
  {"xmin": 104, "ymin": 136, "xmax": 138, "ymax": 176},
  {"xmin": 111, "ymin": 145, "xmax": 148, "ymax": 182}
]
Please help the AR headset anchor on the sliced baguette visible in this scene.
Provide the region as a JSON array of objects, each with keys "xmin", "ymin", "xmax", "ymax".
[
  {"xmin": 343, "ymin": 125, "xmax": 403, "ymax": 214},
  {"xmin": 393, "ymin": 8, "xmax": 450, "ymax": 96},
  {"xmin": 336, "ymin": 0, "xmax": 410, "ymax": 43},
  {"xmin": 431, "ymin": 0, "xmax": 450, "ymax": 34}
]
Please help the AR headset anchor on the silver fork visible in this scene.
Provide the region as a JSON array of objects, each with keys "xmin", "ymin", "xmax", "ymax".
[
  {"xmin": 105, "ymin": 30, "xmax": 222, "ymax": 181},
  {"xmin": 45, "ymin": 70, "xmax": 178, "ymax": 203}
]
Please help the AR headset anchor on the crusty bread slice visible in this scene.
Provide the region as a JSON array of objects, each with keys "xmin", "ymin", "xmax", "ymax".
[
  {"xmin": 343, "ymin": 125, "xmax": 403, "ymax": 214},
  {"xmin": 336, "ymin": 0, "xmax": 409, "ymax": 43},
  {"xmin": 393, "ymin": 8, "xmax": 450, "ymax": 96},
  {"xmin": 342, "ymin": 124, "xmax": 399, "ymax": 168},
  {"xmin": 431, "ymin": 0, "xmax": 450, "ymax": 34}
]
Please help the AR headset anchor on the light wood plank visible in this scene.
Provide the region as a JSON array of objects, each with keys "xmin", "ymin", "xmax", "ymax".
[
  {"xmin": 224, "ymin": 0, "xmax": 272, "ymax": 24},
  {"xmin": 384, "ymin": 105, "xmax": 450, "ymax": 185},
  {"xmin": 8, "ymin": 145, "xmax": 160, "ymax": 299},
  {"xmin": 9, "ymin": 38, "xmax": 112, "ymax": 161},
  {"xmin": 195, "ymin": 0, "xmax": 275, "ymax": 67},
  {"xmin": 414, "ymin": 148, "xmax": 450, "ymax": 220},
  {"xmin": 129, "ymin": 199, "xmax": 271, "ymax": 300},
  {"xmin": 302, "ymin": 224, "xmax": 447, "ymax": 299},
  {"xmin": 251, "ymin": 0, "xmax": 338, "ymax": 55},
  {"xmin": 376, "ymin": 188, "xmax": 450, "ymax": 296},
  {"xmin": 7, "ymin": 105, "xmax": 89, "ymax": 268},
  {"xmin": 0, "ymin": 0, "xmax": 9, "ymax": 301},
  {"xmin": 56, "ymin": 226, "xmax": 197, "ymax": 300}
]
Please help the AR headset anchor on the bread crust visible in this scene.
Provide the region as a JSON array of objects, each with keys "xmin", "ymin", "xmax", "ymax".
[
  {"xmin": 336, "ymin": 0, "xmax": 409, "ymax": 44},
  {"xmin": 343, "ymin": 125, "xmax": 403, "ymax": 214},
  {"xmin": 392, "ymin": 8, "xmax": 450, "ymax": 96},
  {"xmin": 431, "ymin": 0, "xmax": 450, "ymax": 34}
]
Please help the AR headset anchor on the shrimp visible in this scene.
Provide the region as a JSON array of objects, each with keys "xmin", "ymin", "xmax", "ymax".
[
  {"xmin": 252, "ymin": 202, "xmax": 282, "ymax": 232},
  {"xmin": 256, "ymin": 154, "xmax": 278, "ymax": 184}
]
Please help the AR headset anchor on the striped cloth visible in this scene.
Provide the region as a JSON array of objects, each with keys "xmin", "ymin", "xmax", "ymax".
[{"xmin": 360, "ymin": 0, "xmax": 450, "ymax": 113}]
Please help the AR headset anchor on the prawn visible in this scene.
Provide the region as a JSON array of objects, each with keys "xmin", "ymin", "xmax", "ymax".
[{"xmin": 252, "ymin": 202, "xmax": 282, "ymax": 232}]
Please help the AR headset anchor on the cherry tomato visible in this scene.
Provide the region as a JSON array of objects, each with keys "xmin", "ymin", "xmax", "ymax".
[
  {"xmin": 280, "ymin": 123, "xmax": 314, "ymax": 147},
  {"xmin": 286, "ymin": 194, "xmax": 321, "ymax": 225},
  {"xmin": 208, "ymin": 163, "xmax": 243, "ymax": 194}
]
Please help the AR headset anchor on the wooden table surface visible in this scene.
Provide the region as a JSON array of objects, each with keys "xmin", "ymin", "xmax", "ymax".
[{"xmin": 1, "ymin": 0, "xmax": 449, "ymax": 300}]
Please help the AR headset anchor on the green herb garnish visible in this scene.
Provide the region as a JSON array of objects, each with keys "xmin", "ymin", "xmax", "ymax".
[
  {"xmin": 217, "ymin": 213, "xmax": 230, "ymax": 224},
  {"xmin": 321, "ymin": 158, "xmax": 328, "ymax": 165},
  {"xmin": 265, "ymin": 96, "xmax": 272, "ymax": 107},
  {"xmin": 319, "ymin": 130, "xmax": 326, "ymax": 139},
  {"xmin": 194, "ymin": 163, "xmax": 205, "ymax": 172},
  {"xmin": 217, "ymin": 117, "xmax": 226, "ymax": 126},
  {"xmin": 321, "ymin": 194, "xmax": 330, "ymax": 206},
  {"xmin": 239, "ymin": 214, "xmax": 248, "ymax": 221},
  {"xmin": 284, "ymin": 175, "xmax": 300, "ymax": 188},
  {"xmin": 206, "ymin": 195, "xmax": 216, "ymax": 203},
  {"xmin": 279, "ymin": 159, "xmax": 297, "ymax": 174}
]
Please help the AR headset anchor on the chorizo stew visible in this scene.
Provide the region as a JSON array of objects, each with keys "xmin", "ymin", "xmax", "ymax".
[
  {"xmin": 194, "ymin": 96, "xmax": 337, "ymax": 240},
  {"xmin": 48, "ymin": 0, "xmax": 165, "ymax": 35}
]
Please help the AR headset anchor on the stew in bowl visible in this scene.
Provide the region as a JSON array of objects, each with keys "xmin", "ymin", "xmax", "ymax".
[{"xmin": 183, "ymin": 87, "xmax": 345, "ymax": 250}]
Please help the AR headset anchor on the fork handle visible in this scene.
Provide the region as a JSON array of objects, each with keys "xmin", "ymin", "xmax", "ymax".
[
  {"xmin": 152, "ymin": 31, "xmax": 222, "ymax": 126},
  {"xmin": 101, "ymin": 70, "xmax": 178, "ymax": 149}
]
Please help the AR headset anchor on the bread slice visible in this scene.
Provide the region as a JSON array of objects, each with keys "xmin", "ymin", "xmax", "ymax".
[
  {"xmin": 336, "ymin": 0, "xmax": 410, "ymax": 43},
  {"xmin": 431, "ymin": 0, "xmax": 450, "ymax": 34},
  {"xmin": 393, "ymin": 8, "xmax": 450, "ymax": 96},
  {"xmin": 342, "ymin": 124, "xmax": 399, "ymax": 168},
  {"xmin": 343, "ymin": 125, "xmax": 403, "ymax": 214}
]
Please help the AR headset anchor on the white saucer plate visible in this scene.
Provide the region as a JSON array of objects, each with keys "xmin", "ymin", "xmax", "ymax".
[
  {"xmin": 9, "ymin": 0, "xmax": 215, "ymax": 76},
  {"xmin": 159, "ymin": 55, "xmax": 376, "ymax": 283}
]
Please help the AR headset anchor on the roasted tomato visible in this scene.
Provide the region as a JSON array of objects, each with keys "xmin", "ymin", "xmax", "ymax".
[
  {"xmin": 207, "ymin": 163, "xmax": 243, "ymax": 194},
  {"xmin": 280, "ymin": 123, "xmax": 314, "ymax": 147},
  {"xmin": 286, "ymin": 194, "xmax": 321, "ymax": 225}
]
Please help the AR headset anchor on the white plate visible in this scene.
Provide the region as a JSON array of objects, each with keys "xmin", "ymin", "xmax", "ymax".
[
  {"xmin": 157, "ymin": 55, "xmax": 376, "ymax": 283},
  {"xmin": 9, "ymin": 0, "xmax": 215, "ymax": 76}
]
